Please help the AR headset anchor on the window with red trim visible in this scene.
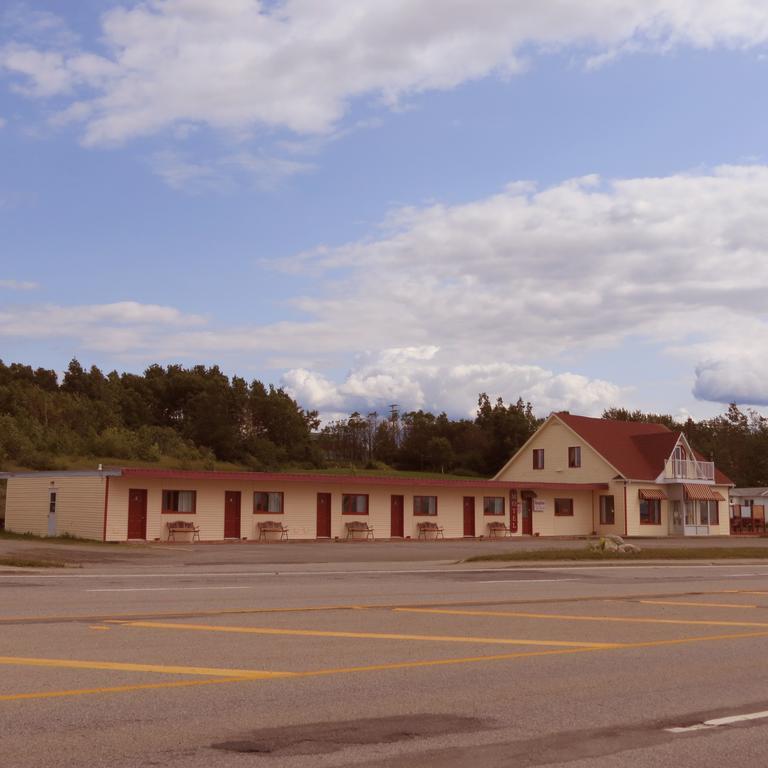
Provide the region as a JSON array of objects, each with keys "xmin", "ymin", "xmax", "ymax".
[
  {"xmin": 342, "ymin": 494, "xmax": 369, "ymax": 515},
  {"xmin": 640, "ymin": 498, "xmax": 661, "ymax": 525},
  {"xmin": 554, "ymin": 498, "xmax": 573, "ymax": 516},
  {"xmin": 161, "ymin": 490, "xmax": 196, "ymax": 514},
  {"xmin": 253, "ymin": 491, "xmax": 284, "ymax": 514},
  {"xmin": 483, "ymin": 497, "xmax": 505, "ymax": 516},
  {"xmin": 532, "ymin": 449, "xmax": 544, "ymax": 470},
  {"xmin": 413, "ymin": 496, "xmax": 438, "ymax": 516}
]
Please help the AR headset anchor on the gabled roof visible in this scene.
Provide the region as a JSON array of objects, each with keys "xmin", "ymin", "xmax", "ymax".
[{"xmin": 555, "ymin": 412, "xmax": 732, "ymax": 484}]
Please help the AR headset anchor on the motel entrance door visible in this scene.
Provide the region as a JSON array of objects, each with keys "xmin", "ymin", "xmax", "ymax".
[
  {"xmin": 127, "ymin": 489, "xmax": 147, "ymax": 540},
  {"xmin": 390, "ymin": 495, "xmax": 404, "ymax": 537},
  {"xmin": 521, "ymin": 492, "xmax": 534, "ymax": 535},
  {"xmin": 224, "ymin": 491, "xmax": 241, "ymax": 539},
  {"xmin": 316, "ymin": 493, "xmax": 332, "ymax": 538},
  {"xmin": 463, "ymin": 497, "xmax": 476, "ymax": 537}
]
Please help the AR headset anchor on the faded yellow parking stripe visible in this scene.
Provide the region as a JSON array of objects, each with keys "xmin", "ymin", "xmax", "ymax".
[
  {"xmin": 0, "ymin": 656, "xmax": 293, "ymax": 679},
  {"xmin": 0, "ymin": 677, "xmax": 248, "ymax": 702},
  {"xmin": 114, "ymin": 621, "xmax": 621, "ymax": 648},
  {"xmin": 6, "ymin": 628, "xmax": 768, "ymax": 703},
  {"xmin": 639, "ymin": 600, "xmax": 758, "ymax": 609},
  {"xmin": 395, "ymin": 607, "xmax": 768, "ymax": 629}
]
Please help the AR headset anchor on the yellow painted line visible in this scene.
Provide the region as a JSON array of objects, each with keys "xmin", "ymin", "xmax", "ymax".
[
  {"xmin": 114, "ymin": 621, "xmax": 620, "ymax": 649},
  {"xmin": 394, "ymin": 607, "xmax": 768, "ymax": 629},
  {"xmin": 639, "ymin": 600, "xmax": 758, "ymax": 609},
  {"xmin": 0, "ymin": 677, "xmax": 246, "ymax": 703},
  {"xmin": 0, "ymin": 656, "xmax": 293, "ymax": 679},
  {"xmin": 731, "ymin": 591, "xmax": 768, "ymax": 596},
  {"xmin": 6, "ymin": 628, "xmax": 768, "ymax": 704}
]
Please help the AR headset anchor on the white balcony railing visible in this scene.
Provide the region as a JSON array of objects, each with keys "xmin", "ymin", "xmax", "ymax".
[{"xmin": 664, "ymin": 458, "xmax": 715, "ymax": 481}]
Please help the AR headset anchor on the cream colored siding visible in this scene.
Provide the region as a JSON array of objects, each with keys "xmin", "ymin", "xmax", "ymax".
[
  {"xmin": 594, "ymin": 480, "xmax": 626, "ymax": 536},
  {"xmin": 525, "ymin": 490, "xmax": 594, "ymax": 536},
  {"xmin": 106, "ymin": 477, "xmax": 509, "ymax": 541},
  {"xmin": 710, "ymin": 486, "xmax": 731, "ymax": 535},
  {"xmin": 5, "ymin": 475, "xmax": 106, "ymax": 539},
  {"xmin": 625, "ymin": 483, "xmax": 668, "ymax": 537},
  {"xmin": 496, "ymin": 419, "xmax": 617, "ymax": 483},
  {"xmin": 5, "ymin": 477, "xmax": 51, "ymax": 536}
]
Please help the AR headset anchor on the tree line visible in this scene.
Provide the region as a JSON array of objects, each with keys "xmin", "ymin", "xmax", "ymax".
[{"xmin": 0, "ymin": 358, "xmax": 766, "ymax": 486}]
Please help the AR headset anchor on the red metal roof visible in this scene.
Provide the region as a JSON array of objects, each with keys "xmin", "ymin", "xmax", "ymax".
[
  {"xmin": 555, "ymin": 412, "xmax": 732, "ymax": 484},
  {"xmin": 117, "ymin": 467, "xmax": 608, "ymax": 492},
  {"xmin": 119, "ymin": 467, "xmax": 516, "ymax": 489}
]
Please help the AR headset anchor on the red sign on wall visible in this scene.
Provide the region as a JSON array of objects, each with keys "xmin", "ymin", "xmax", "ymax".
[{"xmin": 509, "ymin": 490, "xmax": 518, "ymax": 532}]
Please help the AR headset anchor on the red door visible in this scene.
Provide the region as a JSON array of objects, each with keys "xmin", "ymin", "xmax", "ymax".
[
  {"xmin": 390, "ymin": 495, "xmax": 404, "ymax": 537},
  {"xmin": 316, "ymin": 493, "xmax": 331, "ymax": 538},
  {"xmin": 522, "ymin": 496, "xmax": 533, "ymax": 535},
  {"xmin": 224, "ymin": 491, "xmax": 241, "ymax": 539},
  {"xmin": 127, "ymin": 489, "xmax": 147, "ymax": 540},
  {"xmin": 463, "ymin": 497, "xmax": 476, "ymax": 537}
]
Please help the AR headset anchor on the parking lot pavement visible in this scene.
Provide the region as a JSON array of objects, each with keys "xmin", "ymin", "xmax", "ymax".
[{"xmin": 4, "ymin": 560, "xmax": 768, "ymax": 766}]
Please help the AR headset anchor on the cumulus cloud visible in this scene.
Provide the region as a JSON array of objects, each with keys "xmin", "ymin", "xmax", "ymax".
[
  {"xmin": 282, "ymin": 347, "xmax": 623, "ymax": 419},
  {"xmin": 3, "ymin": 1, "xmax": 768, "ymax": 144},
  {"xmin": 693, "ymin": 358, "xmax": 768, "ymax": 406},
  {"xmin": 4, "ymin": 166, "xmax": 768, "ymax": 412}
]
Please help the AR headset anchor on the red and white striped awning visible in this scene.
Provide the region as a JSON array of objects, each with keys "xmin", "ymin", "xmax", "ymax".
[
  {"xmin": 684, "ymin": 484, "xmax": 724, "ymax": 501},
  {"xmin": 638, "ymin": 488, "xmax": 668, "ymax": 500}
]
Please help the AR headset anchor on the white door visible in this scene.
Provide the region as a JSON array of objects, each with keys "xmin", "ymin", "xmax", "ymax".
[{"xmin": 47, "ymin": 490, "xmax": 57, "ymax": 537}]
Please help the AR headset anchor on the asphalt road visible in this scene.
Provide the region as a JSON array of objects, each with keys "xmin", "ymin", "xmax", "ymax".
[{"xmin": 3, "ymin": 542, "xmax": 768, "ymax": 767}]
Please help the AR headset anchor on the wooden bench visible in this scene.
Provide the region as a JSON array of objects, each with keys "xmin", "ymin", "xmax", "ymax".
[
  {"xmin": 257, "ymin": 520, "xmax": 289, "ymax": 542},
  {"xmin": 166, "ymin": 520, "xmax": 200, "ymax": 542},
  {"xmin": 345, "ymin": 521, "xmax": 374, "ymax": 540},
  {"xmin": 488, "ymin": 521, "xmax": 512, "ymax": 538},
  {"xmin": 417, "ymin": 521, "xmax": 444, "ymax": 540}
]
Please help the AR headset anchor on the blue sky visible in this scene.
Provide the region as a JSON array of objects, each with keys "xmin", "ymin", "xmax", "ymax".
[{"xmin": 2, "ymin": 1, "xmax": 768, "ymax": 421}]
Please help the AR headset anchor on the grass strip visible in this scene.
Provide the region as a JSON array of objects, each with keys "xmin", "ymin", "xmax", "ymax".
[
  {"xmin": 0, "ymin": 531, "xmax": 121, "ymax": 546},
  {"xmin": 466, "ymin": 547, "xmax": 768, "ymax": 563}
]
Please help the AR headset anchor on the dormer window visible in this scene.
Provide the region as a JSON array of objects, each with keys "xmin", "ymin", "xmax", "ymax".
[{"xmin": 568, "ymin": 446, "xmax": 581, "ymax": 468}]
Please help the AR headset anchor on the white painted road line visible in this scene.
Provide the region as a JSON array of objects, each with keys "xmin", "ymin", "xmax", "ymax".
[
  {"xmin": 667, "ymin": 709, "xmax": 768, "ymax": 733},
  {"xmin": 477, "ymin": 579, "xmax": 579, "ymax": 584},
  {"xmin": 0, "ymin": 568, "xmax": 582, "ymax": 579},
  {"xmin": 86, "ymin": 586, "xmax": 257, "ymax": 592},
  {"xmin": 4, "ymin": 564, "xmax": 768, "ymax": 579}
]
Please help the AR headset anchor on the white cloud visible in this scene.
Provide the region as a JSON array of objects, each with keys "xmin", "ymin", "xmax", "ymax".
[
  {"xmin": 5, "ymin": 166, "xmax": 768, "ymax": 413},
  {"xmin": 0, "ymin": 301, "xmax": 206, "ymax": 351},
  {"xmin": 693, "ymin": 357, "xmax": 768, "ymax": 406},
  {"xmin": 3, "ymin": 1, "xmax": 768, "ymax": 144},
  {"xmin": 0, "ymin": 279, "xmax": 38, "ymax": 290},
  {"xmin": 282, "ymin": 348, "xmax": 624, "ymax": 419},
  {"xmin": 150, "ymin": 149, "xmax": 313, "ymax": 192}
]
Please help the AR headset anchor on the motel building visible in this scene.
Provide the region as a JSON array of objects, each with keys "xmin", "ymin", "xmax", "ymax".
[{"xmin": 1, "ymin": 412, "xmax": 733, "ymax": 542}]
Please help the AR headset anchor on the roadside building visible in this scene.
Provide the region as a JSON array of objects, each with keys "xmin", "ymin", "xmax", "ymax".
[
  {"xmin": 729, "ymin": 488, "xmax": 768, "ymax": 534},
  {"xmin": 492, "ymin": 412, "xmax": 732, "ymax": 537},
  {"xmin": 0, "ymin": 412, "xmax": 733, "ymax": 541}
]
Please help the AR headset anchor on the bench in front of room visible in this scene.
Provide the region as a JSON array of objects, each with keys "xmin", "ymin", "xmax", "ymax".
[
  {"xmin": 345, "ymin": 521, "xmax": 374, "ymax": 540},
  {"xmin": 487, "ymin": 521, "xmax": 512, "ymax": 538},
  {"xmin": 166, "ymin": 520, "xmax": 200, "ymax": 542},
  {"xmin": 417, "ymin": 521, "xmax": 444, "ymax": 540},
  {"xmin": 257, "ymin": 520, "xmax": 289, "ymax": 542}
]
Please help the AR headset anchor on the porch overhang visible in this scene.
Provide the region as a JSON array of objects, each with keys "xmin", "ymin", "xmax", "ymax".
[
  {"xmin": 507, "ymin": 482, "xmax": 609, "ymax": 491},
  {"xmin": 684, "ymin": 484, "xmax": 725, "ymax": 501},
  {"xmin": 639, "ymin": 488, "xmax": 668, "ymax": 500}
]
